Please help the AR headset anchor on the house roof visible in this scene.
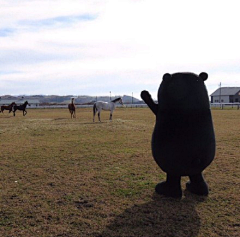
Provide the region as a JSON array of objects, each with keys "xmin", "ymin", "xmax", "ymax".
[{"xmin": 210, "ymin": 87, "xmax": 240, "ymax": 96}]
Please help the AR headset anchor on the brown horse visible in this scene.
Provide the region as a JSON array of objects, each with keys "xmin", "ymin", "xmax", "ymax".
[
  {"xmin": 13, "ymin": 101, "xmax": 29, "ymax": 116},
  {"xmin": 68, "ymin": 98, "xmax": 76, "ymax": 118},
  {"xmin": 1, "ymin": 102, "xmax": 16, "ymax": 113}
]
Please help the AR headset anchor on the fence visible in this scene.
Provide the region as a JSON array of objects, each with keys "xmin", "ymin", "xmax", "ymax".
[
  {"xmin": 24, "ymin": 103, "xmax": 240, "ymax": 110},
  {"xmin": 210, "ymin": 103, "xmax": 240, "ymax": 110},
  {"xmin": 25, "ymin": 103, "xmax": 148, "ymax": 109}
]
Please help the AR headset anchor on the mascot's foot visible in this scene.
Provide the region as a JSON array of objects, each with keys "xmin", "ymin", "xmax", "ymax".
[
  {"xmin": 186, "ymin": 181, "xmax": 209, "ymax": 196},
  {"xmin": 155, "ymin": 181, "xmax": 182, "ymax": 198}
]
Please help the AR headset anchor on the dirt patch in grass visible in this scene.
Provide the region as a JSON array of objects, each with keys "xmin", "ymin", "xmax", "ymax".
[{"xmin": 0, "ymin": 108, "xmax": 239, "ymax": 236}]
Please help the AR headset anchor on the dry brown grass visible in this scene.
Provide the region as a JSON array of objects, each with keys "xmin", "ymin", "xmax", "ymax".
[{"xmin": 0, "ymin": 108, "xmax": 239, "ymax": 237}]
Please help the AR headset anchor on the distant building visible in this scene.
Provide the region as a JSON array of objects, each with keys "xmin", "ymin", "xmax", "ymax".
[{"xmin": 210, "ymin": 87, "xmax": 240, "ymax": 103}]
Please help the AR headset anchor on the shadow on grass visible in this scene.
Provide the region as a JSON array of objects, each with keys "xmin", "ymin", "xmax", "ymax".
[
  {"xmin": 81, "ymin": 122, "xmax": 108, "ymax": 125},
  {"xmin": 54, "ymin": 118, "xmax": 68, "ymax": 120},
  {"xmin": 98, "ymin": 192, "xmax": 204, "ymax": 237}
]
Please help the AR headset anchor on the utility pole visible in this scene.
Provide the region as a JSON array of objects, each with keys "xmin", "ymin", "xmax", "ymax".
[
  {"xmin": 219, "ymin": 82, "xmax": 222, "ymax": 109},
  {"xmin": 219, "ymin": 82, "xmax": 222, "ymax": 103},
  {"xmin": 132, "ymin": 92, "xmax": 133, "ymax": 108},
  {"xmin": 110, "ymin": 91, "xmax": 111, "ymax": 101}
]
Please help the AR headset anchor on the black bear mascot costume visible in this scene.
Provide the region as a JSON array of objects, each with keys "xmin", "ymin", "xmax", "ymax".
[{"xmin": 141, "ymin": 72, "xmax": 215, "ymax": 198}]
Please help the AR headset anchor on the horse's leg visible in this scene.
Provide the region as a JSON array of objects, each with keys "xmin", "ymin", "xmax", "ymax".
[
  {"xmin": 93, "ymin": 105, "xmax": 96, "ymax": 122},
  {"xmin": 98, "ymin": 112, "xmax": 101, "ymax": 122},
  {"xmin": 109, "ymin": 108, "xmax": 114, "ymax": 120},
  {"xmin": 72, "ymin": 109, "xmax": 74, "ymax": 118}
]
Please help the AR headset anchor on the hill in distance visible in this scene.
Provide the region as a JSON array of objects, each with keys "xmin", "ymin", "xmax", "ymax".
[{"xmin": 0, "ymin": 95, "xmax": 142, "ymax": 104}]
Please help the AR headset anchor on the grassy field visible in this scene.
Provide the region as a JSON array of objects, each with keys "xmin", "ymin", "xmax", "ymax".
[{"xmin": 0, "ymin": 107, "xmax": 239, "ymax": 237}]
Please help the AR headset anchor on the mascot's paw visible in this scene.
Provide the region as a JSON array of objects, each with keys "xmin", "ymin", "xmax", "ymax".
[
  {"xmin": 155, "ymin": 181, "xmax": 182, "ymax": 198},
  {"xmin": 140, "ymin": 90, "xmax": 151, "ymax": 100},
  {"xmin": 186, "ymin": 181, "xmax": 209, "ymax": 196}
]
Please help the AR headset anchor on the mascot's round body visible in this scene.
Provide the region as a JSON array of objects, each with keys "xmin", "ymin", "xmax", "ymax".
[{"xmin": 141, "ymin": 72, "xmax": 215, "ymax": 198}]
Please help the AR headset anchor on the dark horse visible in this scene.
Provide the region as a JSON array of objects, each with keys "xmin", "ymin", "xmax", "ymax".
[
  {"xmin": 13, "ymin": 101, "xmax": 29, "ymax": 116},
  {"xmin": 68, "ymin": 98, "xmax": 76, "ymax": 118},
  {"xmin": 1, "ymin": 102, "xmax": 16, "ymax": 113}
]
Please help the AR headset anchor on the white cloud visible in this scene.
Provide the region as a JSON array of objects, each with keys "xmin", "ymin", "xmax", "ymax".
[{"xmin": 0, "ymin": 0, "xmax": 240, "ymax": 97}]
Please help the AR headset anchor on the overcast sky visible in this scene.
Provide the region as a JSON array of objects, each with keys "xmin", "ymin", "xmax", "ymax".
[{"xmin": 0, "ymin": 0, "xmax": 239, "ymax": 99}]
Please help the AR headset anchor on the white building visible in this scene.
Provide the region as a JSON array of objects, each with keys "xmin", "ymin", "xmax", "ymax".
[{"xmin": 210, "ymin": 87, "xmax": 240, "ymax": 103}]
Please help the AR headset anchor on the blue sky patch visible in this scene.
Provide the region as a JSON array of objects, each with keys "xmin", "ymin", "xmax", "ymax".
[
  {"xmin": 0, "ymin": 28, "xmax": 14, "ymax": 37},
  {"xmin": 0, "ymin": 70, "xmax": 21, "ymax": 75},
  {"xmin": 19, "ymin": 14, "xmax": 98, "ymax": 28}
]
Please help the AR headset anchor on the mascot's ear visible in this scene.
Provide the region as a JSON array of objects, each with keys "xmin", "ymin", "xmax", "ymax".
[
  {"xmin": 163, "ymin": 73, "xmax": 171, "ymax": 81},
  {"xmin": 199, "ymin": 72, "xmax": 208, "ymax": 81}
]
